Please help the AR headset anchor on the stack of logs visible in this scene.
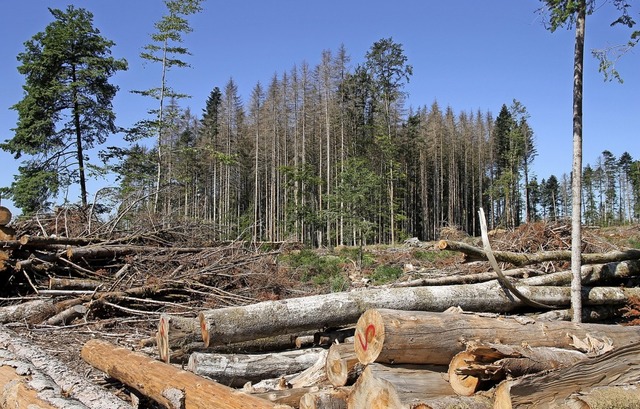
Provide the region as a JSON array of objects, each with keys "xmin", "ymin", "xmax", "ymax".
[
  {"xmin": 74, "ymin": 307, "xmax": 640, "ymax": 408},
  {"xmin": 3, "ymin": 224, "xmax": 640, "ymax": 408}
]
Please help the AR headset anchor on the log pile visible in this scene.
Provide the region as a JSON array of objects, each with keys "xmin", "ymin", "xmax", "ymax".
[{"xmin": 1, "ymin": 213, "xmax": 640, "ymax": 408}]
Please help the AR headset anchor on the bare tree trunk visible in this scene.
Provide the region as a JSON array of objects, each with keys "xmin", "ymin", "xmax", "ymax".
[{"xmin": 571, "ymin": 0, "xmax": 586, "ymax": 323}]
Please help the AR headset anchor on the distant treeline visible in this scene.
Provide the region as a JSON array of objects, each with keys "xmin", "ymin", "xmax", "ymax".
[{"xmin": 109, "ymin": 42, "xmax": 639, "ymax": 246}]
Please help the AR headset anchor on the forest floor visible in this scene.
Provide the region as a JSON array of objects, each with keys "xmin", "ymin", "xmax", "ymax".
[{"xmin": 1, "ymin": 219, "xmax": 639, "ymax": 407}]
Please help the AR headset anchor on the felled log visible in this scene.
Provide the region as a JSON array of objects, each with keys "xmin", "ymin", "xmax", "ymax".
[
  {"xmin": 48, "ymin": 277, "xmax": 104, "ymax": 290},
  {"xmin": 18, "ymin": 234, "xmax": 102, "ymax": 247},
  {"xmin": 493, "ymin": 341, "xmax": 640, "ymax": 408},
  {"xmin": 448, "ymin": 342, "xmax": 588, "ymax": 396},
  {"xmin": 0, "ymin": 325, "xmax": 131, "ymax": 409},
  {"xmin": 393, "ymin": 267, "xmax": 541, "ymax": 287},
  {"xmin": 187, "ymin": 348, "xmax": 325, "ymax": 387},
  {"xmin": 325, "ymin": 343, "xmax": 362, "ymax": 387},
  {"xmin": 521, "ymin": 259, "xmax": 640, "ymax": 287},
  {"xmin": 252, "ymin": 387, "xmax": 320, "ymax": 408},
  {"xmin": 354, "ymin": 309, "xmax": 640, "ymax": 366},
  {"xmin": 81, "ymin": 338, "xmax": 288, "ymax": 409},
  {"xmin": 299, "ymin": 387, "xmax": 350, "ymax": 409},
  {"xmin": 198, "ymin": 280, "xmax": 640, "ymax": 347},
  {"xmin": 532, "ymin": 305, "xmax": 623, "ymax": 322},
  {"xmin": 439, "ymin": 239, "xmax": 640, "ymax": 266},
  {"xmin": 347, "ymin": 363, "xmax": 489, "ymax": 409},
  {"xmin": 0, "ymin": 206, "xmax": 11, "ymax": 225},
  {"xmin": 0, "ymin": 226, "xmax": 16, "ymax": 241},
  {"xmin": 157, "ymin": 314, "xmax": 201, "ymax": 363},
  {"xmin": 0, "ymin": 298, "xmax": 84, "ymax": 325},
  {"xmin": 45, "ymin": 304, "xmax": 87, "ymax": 326}
]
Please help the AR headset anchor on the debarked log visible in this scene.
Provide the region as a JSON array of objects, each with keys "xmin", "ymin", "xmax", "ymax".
[
  {"xmin": 493, "ymin": 341, "xmax": 640, "ymax": 408},
  {"xmin": 353, "ymin": 309, "xmax": 640, "ymax": 366},
  {"xmin": 198, "ymin": 280, "xmax": 640, "ymax": 348},
  {"xmin": 347, "ymin": 363, "xmax": 490, "ymax": 409},
  {"xmin": 565, "ymin": 384, "xmax": 640, "ymax": 408},
  {"xmin": 325, "ymin": 343, "xmax": 362, "ymax": 387},
  {"xmin": 299, "ymin": 387, "xmax": 350, "ymax": 409},
  {"xmin": 187, "ymin": 348, "xmax": 325, "ymax": 387},
  {"xmin": 81, "ymin": 339, "xmax": 289, "ymax": 409},
  {"xmin": 0, "ymin": 325, "xmax": 131, "ymax": 409},
  {"xmin": 438, "ymin": 239, "xmax": 640, "ymax": 266}
]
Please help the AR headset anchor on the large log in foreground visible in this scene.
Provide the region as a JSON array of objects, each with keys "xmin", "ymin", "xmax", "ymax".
[
  {"xmin": 198, "ymin": 280, "xmax": 640, "ymax": 347},
  {"xmin": 494, "ymin": 341, "xmax": 640, "ymax": 408},
  {"xmin": 81, "ymin": 339, "xmax": 289, "ymax": 409},
  {"xmin": 353, "ymin": 309, "xmax": 640, "ymax": 366}
]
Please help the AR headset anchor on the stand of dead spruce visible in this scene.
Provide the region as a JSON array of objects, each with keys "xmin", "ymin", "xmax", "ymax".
[{"xmin": 1, "ymin": 207, "xmax": 640, "ymax": 408}]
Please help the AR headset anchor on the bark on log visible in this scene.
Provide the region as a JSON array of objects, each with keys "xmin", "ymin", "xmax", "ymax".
[
  {"xmin": 520, "ymin": 259, "xmax": 640, "ymax": 287},
  {"xmin": 393, "ymin": 267, "xmax": 541, "ymax": 287},
  {"xmin": 45, "ymin": 304, "xmax": 87, "ymax": 325},
  {"xmin": 0, "ymin": 325, "xmax": 132, "ymax": 409},
  {"xmin": 438, "ymin": 239, "xmax": 640, "ymax": 266},
  {"xmin": 81, "ymin": 338, "xmax": 288, "ymax": 409},
  {"xmin": 448, "ymin": 343, "xmax": 588, "ymax": 396},
  {"xmin": 198, "ymin": 281, "xmax": 640, "ymax": 347},
  {"xmin": 325, "ymin": 343, "xmax": 362, "ymax": 387},
  {"xmin": 0, "ymin": 345, "xmax": 97, "ymax": 409},
  {"xmin": 0, "ymin": 298, "xmax": 83, "ymax": 325},
  {"xmin": 18, "ymin": 234, "xmax": 102, "ymax": 247},
  {"xmin": 354, "ymin": 309, "xmax": 640, "ymax": 366},
  {"xmin": 187, "ymin": 348, "xmax": 325, "ymax": 387},
  {"xmin": 299, "ymin": 387, "xmax": 350, "ymax": 409},
  {"xmin": 492, "ymin": 341, "xmax": 640, "ymax": 408},
  {"xmin": 347, "ymin": 363, "xmax": 485, "ymax": 409},
  {"xmin": 565, "ymin": 384, "xmax": 640, "ymax": 408},
  {"xmin": 49, "ymin": 277, "xmax": 104, "ymax": 290}
]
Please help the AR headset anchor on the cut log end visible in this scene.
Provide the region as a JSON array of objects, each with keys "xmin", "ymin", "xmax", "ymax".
[
  {"xmin": 0, "ymin": 206, "xmax": 12, "ymax": 226},
  {"xmin": 354, "ymin": 309, "xmax": 385, "ymax": 365},
  {"xmin": 326, "ymin": 345, "xmax": 348, "ymax": 387},
  {"xmin": 157, "ymin": 315, "xmax": 170, "ymax": 363},
  {"xmin": 199, "ymin": 312, "xmax": 210, "ymax": 348},
  {"xmin": 448, "ymin": 351, "xmax": 481, "ymax": 396}
]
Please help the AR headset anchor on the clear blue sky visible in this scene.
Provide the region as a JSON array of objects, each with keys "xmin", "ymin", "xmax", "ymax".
[{"xmin": 0, "ymin": 0, "xmax": 638, "ymax": 216}]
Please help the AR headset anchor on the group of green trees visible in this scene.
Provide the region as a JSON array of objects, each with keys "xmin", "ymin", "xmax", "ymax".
[{"xmin": 2, "ymin": 2, "xmax": 639, "ymax": 247}]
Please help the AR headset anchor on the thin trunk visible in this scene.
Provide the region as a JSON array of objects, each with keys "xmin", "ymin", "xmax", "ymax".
[{"xmin": 571, "ymin": 1, "xmax": 586, "ymax": 323}]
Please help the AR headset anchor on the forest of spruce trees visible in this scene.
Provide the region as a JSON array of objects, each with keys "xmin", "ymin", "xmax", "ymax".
[{"xmin": 105, "ymin": 41, "xmax": 639, "ymax": 247}]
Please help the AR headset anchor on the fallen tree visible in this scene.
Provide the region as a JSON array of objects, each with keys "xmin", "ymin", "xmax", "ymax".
[
  {"xmin": 81, "ymin": 338, "xmax": 290, "ymax": 409},
  {"xmin": 353, "ymin": 309, "xmax": 640, "ymax": 366},
  {"xmin": 198, "ymin": 282, "xmax": 640, "ymax": 347}
]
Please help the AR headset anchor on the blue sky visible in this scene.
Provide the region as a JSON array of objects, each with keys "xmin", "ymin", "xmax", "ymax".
[{"xmin": 0, "ymin": 1, "xmax": 638, "ymax": 216}]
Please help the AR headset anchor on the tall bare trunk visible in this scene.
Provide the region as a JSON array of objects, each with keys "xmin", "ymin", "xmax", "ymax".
[{"xmin": 571, "ymin": 1, "xmax": 586, "ymax": 323}]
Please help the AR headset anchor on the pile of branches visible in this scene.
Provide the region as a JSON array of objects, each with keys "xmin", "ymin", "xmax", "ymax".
[{"xmin": 0, "ymin": 207, "xmax": 306, "ymax": 325}]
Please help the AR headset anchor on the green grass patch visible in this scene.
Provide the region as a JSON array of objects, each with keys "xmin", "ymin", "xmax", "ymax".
[
  {"xmin": 412, "ymin": 249, "xmax": 455, "ymax": 261},
  {"xmin": 280, "ymin": 249, "xmax": 346, "ymax": 291},
  {"xmin": 370, "ymin": 264, "xmax": 403, "ymax": 285}
]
